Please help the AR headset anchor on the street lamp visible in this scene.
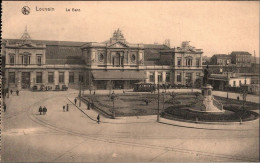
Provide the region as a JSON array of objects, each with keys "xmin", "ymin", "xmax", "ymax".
[
  {"xmin": 241, "ymin": 85, "xmax": 248, "ymax": 112},
  {"xmin": 157, "ymin": 84, "xmax": 160, "ymax": 122},
  {"xmin": 110, "ymin": 91, "xmax": 116, "ymax": 119},
  {"xmin": 226, "ymin": 72, "xmax": 229, "ymax": 100}
]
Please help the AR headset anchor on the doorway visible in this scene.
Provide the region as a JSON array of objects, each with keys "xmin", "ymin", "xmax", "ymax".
[{"xmin": 22, "ymin": 72, "xmax": 30, "ymax": 89}]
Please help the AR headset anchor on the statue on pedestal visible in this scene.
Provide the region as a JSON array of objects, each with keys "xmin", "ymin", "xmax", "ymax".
[{"xmin": 203, "ymin": 65, "xmax": 210, "ymax": 86}]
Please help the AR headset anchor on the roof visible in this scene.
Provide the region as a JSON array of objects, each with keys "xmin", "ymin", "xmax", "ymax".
[
  {"xmin": 143, "ymin": 44, "xmax": 169, "ymax": 49},
  {"xmin": 92, "ymin": 70, "xmax": 146, "ymax": 80},
  {"xmin": 45, "ymin": 45, "xmax": 85, "ymax": 64},
  {"xmin": 213, "ymin": 54, "xmax": 231, "ymax": 57},
  {"xmin": 144, "ymin": 49, "xmax": 161, "ymax": 60},
  {"xmin": 3, "ymin": 39, "xmax": 86, "ymax": 65},
  {"xmin": 3, "ymin": 39, "xmax": 86, "ymax": 46},
  {"xmin": 230, "ymin": 51, "xmax": 251, "ymax": 56}
]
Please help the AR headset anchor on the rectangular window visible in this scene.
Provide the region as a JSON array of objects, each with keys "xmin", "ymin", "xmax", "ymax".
[
  {"xmin": 9, "ymin": 72, "xmax": 15, "ymax": 83},
  {"xmin": 23, "ymin": 55, "xmax": 30, "ymax": 65},
  {"xmin": 186, "ymin": 58, "xmax": 192, "ymax": 67},
  {"xmin": 239, "ymin": 80, "xmax": 242, "ymax": 86},
  {"xmin": 149, "ymin": 72, "xmax": 154, "ymax": 82},
  {"xmin": 79, "ymin": 72, "xmax": 84, "ymax": 82},
  {"xmin": 37, "ymin": 56, "xmax": 42, "ymax": 65},
  {"xmin": 177, "ymin": 73, "xmax": 182, "ymax": 82},
  {"xmin": 166, "ymin": 72, "xmax": 170, "ymax": 82},
  {"xmin": 177, "ymin": 58, "xmax": 182, "ymax": 67},
  {"xmin": 36, "ymin": 72, "xmax": 42, "ymax": 83},
  {"xmin": 196, "ymin": 58, "xmax": 200, "ymax": 67},
  {"xmin": 10, "ymin": 55, "xmax": 15, "ymax": 65},
  {"xmin": 48, "ymin": 72, "xmax": 54, "ymax": 83},
  {"xmin": 233, "ymin": 81, "xmax": 236, "ymax": 87},
  {"xmin": 69, "ymin": 72, "xmax": 74, "ymax": 83},
  {"xmin": 196, "ymin": 72, "xmax": 201, "ymax": 76},
  {"xmin": 59, "ymin": 72, "xmax": 64, "ymax": 83},
  {"xmin": 158, "ymin": 73, "xmax": 162, "ymax": 82}
]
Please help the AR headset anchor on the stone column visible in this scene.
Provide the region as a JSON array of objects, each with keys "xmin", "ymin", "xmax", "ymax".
[
  {"xmin": 162, "ymin": 71, "xmax": 166, "ymax": 83},
  {"xmin": 182, "ymin": 72, "xmax": 185, "ymax": 85},
  {"xmin": 54, "ymin": 71, "xmax": 59, "ymax": 85},
  {"xmin": 154, "ymin": 71, "xmax": 158, "ymax": 84},
  {"xmin": 64, "ymin": 71, "xmax": 69, "ymax": 86},
  {"xmin": 146, "ymin": 71, "xmax": 150, "ymax": 83},
  {"xmin": 42, "ymin": 71, "xmax": 48, "ymax": 85},
  {"xmin": 17, "ymin": 71, "xmax": 22, "ymax": 90}
]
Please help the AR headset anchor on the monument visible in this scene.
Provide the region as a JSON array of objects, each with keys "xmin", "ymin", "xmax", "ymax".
[{"xmin": 200, "ymin": 65, "xmax": 224, "ymax": 112}]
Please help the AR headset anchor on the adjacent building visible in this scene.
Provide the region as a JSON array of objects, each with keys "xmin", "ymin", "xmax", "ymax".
[
  {"xmin": 229, "ymin": 51, "xmax": 251, "ymax": 66},
  {"xmin": 2, "ymin": 28, "xmax": 203, "ymax": 90},
  {"xmin": 210, "ymin": 54, "xmax": 231, "ymax": 65}
]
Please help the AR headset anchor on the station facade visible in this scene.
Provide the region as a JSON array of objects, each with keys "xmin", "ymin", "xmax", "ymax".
[{"xmin": 2, "ymin": 28, "xmax": 203, "ymax": 90}]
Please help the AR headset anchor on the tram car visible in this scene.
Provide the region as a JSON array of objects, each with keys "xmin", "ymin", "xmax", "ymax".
[{"xmin": 133, "ymin": 82, "xmax": 156, "ymax": 92}]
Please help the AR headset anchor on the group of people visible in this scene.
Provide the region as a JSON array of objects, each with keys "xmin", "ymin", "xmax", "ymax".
[
  {"xmin": 10, "ymin": 89, "xmax": 20, "ymax": 96},
  {"xmin": 63, "ymin": 104, "xmax": 69, "ymax": 112},
  {"xmin": 38, "ymin": 106, "xmax": 47, "ymax": 115}
]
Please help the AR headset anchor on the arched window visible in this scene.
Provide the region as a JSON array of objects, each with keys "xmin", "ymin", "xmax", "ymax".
[
  {"xmin": 131, "ymin": 54, "xmax": 136, "ymax": 62},
  {"xmin": 98, "ymin": 53, "xmax": 104, "ymax": 62},
  {"xmin": 185, "ymin": 57, "xmax": 193, "ymax": 67}
]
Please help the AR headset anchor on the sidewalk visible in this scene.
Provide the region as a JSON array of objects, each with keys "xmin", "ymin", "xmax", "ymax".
[{"xmin": 159, "ymin": 117, "xmax": 259, "ymax": 131}]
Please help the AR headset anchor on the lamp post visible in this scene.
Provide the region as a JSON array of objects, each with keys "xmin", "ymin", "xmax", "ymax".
[
  {"xmin": 79, "ymin": 81, "xmax": 82, "ymax": 107},
  {"xmin": 226, "ymin": 72, "xmax": 229, "ymax": 100},
  {"xmin": 157, "ymin": 84, "xmax": 160, "ymax": 122},
  {"xmin": 111, "ymin": 91, "xmax": 116, "ymax": 119},
  {"xmin": 241, "ymin": 85, "xmax": 248, "ymax": 112}
]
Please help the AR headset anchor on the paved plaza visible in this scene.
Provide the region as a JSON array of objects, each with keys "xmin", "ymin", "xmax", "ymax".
[{"xmin": 1, "ymin": 89, "xmax": 259, "ymax": 162}]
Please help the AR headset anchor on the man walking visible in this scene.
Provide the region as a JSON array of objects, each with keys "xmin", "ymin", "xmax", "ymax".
[
  {"xmin": 97, "ymin": 114, "xmax": 100, "ymax": 124},
  {"xmin": 39, "ymin": 106, "xmax": 43, "ymax": 115},
  {"xmin": 66, "ymin": 104, "xmax": 69, "ymax": 112},
  {"xmin": 74, "ymin": 98, "xmax": 77, "ymax": 105},
  {"xmin": 43, "ymin": 106, "xmax": 47, "ymax": 115},
  {"xmin": 63, "ymin": 105, "xmax": 65, "ymax": 112},
  {"xmin": 3, "ymin": 103, "xmax": 7, "ymax": 112},
  {"xmin": 10, "ymin": 89, "xmax": 13, "ymax": 95},
  {"xmin": 16, "ymin": 90, "xmax": 19, "ymax": 96}
]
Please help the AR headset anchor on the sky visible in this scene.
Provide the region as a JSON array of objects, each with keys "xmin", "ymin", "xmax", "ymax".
[{"xmin": 2, "ymin": 1, "xmax": 259, "ymax": 57}]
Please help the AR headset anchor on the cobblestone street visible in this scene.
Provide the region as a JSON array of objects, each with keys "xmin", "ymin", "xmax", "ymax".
[{"xmin": 1, "ymin": 90, "xmax": 259, "ymax": 162}]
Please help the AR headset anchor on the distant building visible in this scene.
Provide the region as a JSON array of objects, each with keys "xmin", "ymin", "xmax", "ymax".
[
  {"xmin": 230, "ymin": 51, "xmax": 251, "ymax": 66},
  {"xmin": 208, "ymin": 73, "xmax": 251, "ymax": 90},
  {"xmin": 210, "ymin": 54, "xmax": 231, "ymax": 65}
]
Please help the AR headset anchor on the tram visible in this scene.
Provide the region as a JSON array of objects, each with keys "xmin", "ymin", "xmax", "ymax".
[{"xmin": 133, "ymin": 82, "xmax": 156, "ymax": 92}]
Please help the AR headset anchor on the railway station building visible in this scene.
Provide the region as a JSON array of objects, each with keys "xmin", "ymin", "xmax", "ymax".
[{"xmin": 2, "ymin": 28, "xmax": 203, "ymax": 90}]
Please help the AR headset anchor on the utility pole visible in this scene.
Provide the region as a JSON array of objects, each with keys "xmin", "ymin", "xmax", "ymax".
[
  {"xmin": 157, "ymin": 84, "xmax": 160, "ymax": 122},
  {"xmin": 79, "ymin": 81, "xmax": 82, "ymax": 107}
]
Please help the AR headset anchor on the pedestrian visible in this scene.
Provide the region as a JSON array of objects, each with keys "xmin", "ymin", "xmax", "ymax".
[
  {"xmin": 43, "ymin": 106, "xmax": 47, "ymax": 115},
  {"xmin": 63, "ymin": 105, "xmax": 65, "ymax": 112},
  {"xmin": 39, "ymin": 106, "xmax": 43, "ymax": 115},
  {"xmin": 91, "ymin": 102, "xmax": 94, "ymax": 109},
  {"xmin": 66, "ymin": 104, "xmax": 69, "ymax": 112},
  {"xmin": 10, "ymin": 89, "xmax": 13, "ymax": 95},
  {"xmin": 16, "ymin": 90, "xmax": 19, "ymax": 96},
  {"xmin": 237, "ymin": 96, "xmax": 240, "ymax": 101},
  {"xmin": 87, "ymin": 102, "xmax": 90, "ymax": 110},
  {"xmin": 97, "ymin": 114, "xmax": 100, "ymax": 124},
  {"xmin": 94, "ymin": 90, "xmax": 96, "ymax": 95},
  {"xmin": 3, "ymin": 103, "xmax": 7, "ymax": 112},
  {"xmin": 74, "ymin": 98, "xmax": 77, "ymax": 105}
]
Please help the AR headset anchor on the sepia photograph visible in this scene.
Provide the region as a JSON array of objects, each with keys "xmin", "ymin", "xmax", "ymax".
[{"xmin": 1, "ymin": 1, "xmax": 259, "ymax": 162}]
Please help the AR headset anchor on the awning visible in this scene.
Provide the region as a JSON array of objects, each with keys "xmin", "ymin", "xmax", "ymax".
[{"xmin": 92, "ymin": 70, "xmax": 146, "ymax": 80}]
